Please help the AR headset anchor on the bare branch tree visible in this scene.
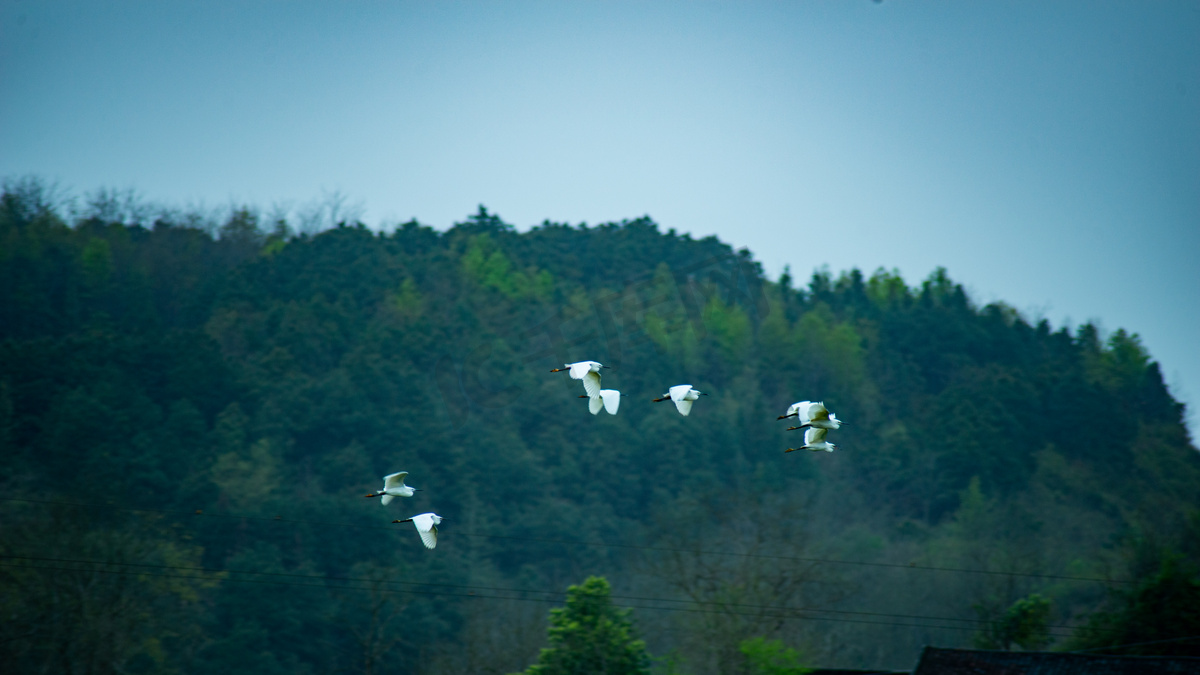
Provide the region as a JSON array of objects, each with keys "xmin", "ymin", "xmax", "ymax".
[{"xmin": 637, "ymin": 491, "xmax": 848, "ymax": 675}]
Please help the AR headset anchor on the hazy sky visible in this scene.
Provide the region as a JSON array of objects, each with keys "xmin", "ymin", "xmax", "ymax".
[{"xmin": 3, "ymin": 1, "xmax": 1198, "ymax": 434}]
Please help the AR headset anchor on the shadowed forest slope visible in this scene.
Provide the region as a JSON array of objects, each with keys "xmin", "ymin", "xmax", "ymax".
[{"xmin": 2, "ymin": 180, "xmax": 1198, "ymax": 674}]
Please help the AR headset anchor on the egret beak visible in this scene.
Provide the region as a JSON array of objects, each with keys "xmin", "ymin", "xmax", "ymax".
[
  {"xmin": 412, "ymin": 488, "xmax": 422, "ymax": 491},
  {"xmin": 601, "ymin": 365, "xmax": 611, "ymax": 369},
  {"xmin": 700, "ymin": 392, "xmax": 709, "ymax": 396}
]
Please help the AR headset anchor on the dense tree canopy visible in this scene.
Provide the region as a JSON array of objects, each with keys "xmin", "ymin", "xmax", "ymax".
[{"xmin": 1, "ymin": 178, "xmax": 1198, "ymax": 673}]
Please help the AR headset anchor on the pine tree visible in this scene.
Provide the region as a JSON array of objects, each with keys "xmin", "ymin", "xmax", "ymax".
[{"xmin": 518, "ymin": 576, "xmax": 651, "ymax": 675}]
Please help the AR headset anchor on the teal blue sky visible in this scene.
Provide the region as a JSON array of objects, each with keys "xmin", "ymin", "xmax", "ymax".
[{"xmin": 3, "ymin": 1, "xmax": 1198, "ymax": 434}]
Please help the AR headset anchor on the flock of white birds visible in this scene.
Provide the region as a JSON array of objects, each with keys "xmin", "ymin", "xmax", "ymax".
[{"xmin": 366, "ymin": 360, "xmax": 845, "ymax": 549}]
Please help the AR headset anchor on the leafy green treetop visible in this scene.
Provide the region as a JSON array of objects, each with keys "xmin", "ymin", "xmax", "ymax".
[
  {"xmin": 518, "ymin": 576, "xmax": 651, "ymax": 675},
  {"xmin": 739, "ymin": 637, "xmax": 810, "ymax": 675},
  {"xmin": 973, "ymin": 594, "xmax": 1052, "ymax": 651}
]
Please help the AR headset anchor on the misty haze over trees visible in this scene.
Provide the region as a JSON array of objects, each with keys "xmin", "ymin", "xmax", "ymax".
[{"xmin": 2, "ymin": 176, "xmax": 1198, "ymax": 674}]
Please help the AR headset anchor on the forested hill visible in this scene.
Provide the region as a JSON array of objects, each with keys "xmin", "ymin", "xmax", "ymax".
[{"xmin": 2, "ymin": 181, "xmax": 1198, "ymax": 674}]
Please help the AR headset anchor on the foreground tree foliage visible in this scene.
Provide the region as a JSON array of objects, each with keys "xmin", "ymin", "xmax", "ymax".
[
  {"xmin": 972, "ymin": 594, "xmax": 1052, "ymax": 652},
  {"xmin": 1, "ymin": 177, "xmax": 1198, "ymax": 673},
  {"xmin": 518, "ymin": 576, "xmax": 651, "ymax": 675},
  {"xmin": 738, "ymin": 637, "xmax": 810, "ymax": 675},
  {"xmin": 1067, "ymin": 555, "xmax": 1200, "ymax": 657}
]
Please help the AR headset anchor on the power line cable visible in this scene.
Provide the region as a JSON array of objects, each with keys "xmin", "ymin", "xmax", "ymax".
[
  {"xmin": 0, "ymin": 496, "xmax": 1133, "ymax": 585},
  {"xmin": 1, "ymin": 553, "xmax": 1100, "ymax": 633},
  {"xmin": 0, "ymin": 560, "xmax": 1082, "ymax": 638}
]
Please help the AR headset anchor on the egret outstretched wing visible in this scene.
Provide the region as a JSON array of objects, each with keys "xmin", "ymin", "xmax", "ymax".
[
  {"xmin": 418, "ymin": 523, "xmax": 438, "ymax": 549},
  {"xmin": 805, "ymin": 427, "xmax": 828, "ymax": 445},
  {"xmin": 601, "ymin": 390, "xmax": 621, "ymax": 415},
  {"xmin": 383, "ymin": 472, "xmax": 409, "ymax": 489},
  {"xmin": 785, "ymin": 400, "xmax": 812, "ymax": 419},
  {"xmin": 668, "ymin": 384, "xmax": 693, "ymax": 401},
  {"xmin": 581, "ymin": 371, "xmax": 602, "ymax": 398},
  {"xmin": 674, "ymin": 399, "xmax": 694, "ymax": 416},
  {"xmin": 589, "ymin": 395, "xmax": 604, "ymax": 415},
  {"xmin": 808, "ymin": 402, "xmax": 830, "ymax": 423},
  {"xmin": 381, "ymin": 494, "xmax": 394, "ymax": 505}
]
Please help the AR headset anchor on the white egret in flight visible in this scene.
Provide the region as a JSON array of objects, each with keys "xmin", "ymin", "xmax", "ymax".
[
  {"xmin": 785, "ymin": 427, "xmax": 837, "ymax": 453},
  {"xmin": 652, "ymin": 384, "xmax": 707, "ymax": 416},
  {"xmin": 778, "ymin": 400, "xmax": 844, "ymax": 430},
  {"xmin": 550, "ymin": 361, "xmax": 608, "ymax": 398},
  {"xmin": 392, "ymin": 512, "xmax": 444, "ymax": 549},
  {"xmin": 364, "ymin": 472, "xmax": 420, "ymax": 505}
]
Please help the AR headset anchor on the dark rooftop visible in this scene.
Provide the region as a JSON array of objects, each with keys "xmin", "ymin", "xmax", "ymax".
[
  {"xmin": 808, "ymin": 670, "xmax": 908, "ymax": 675},
  {"xmin": 912, "ymin": 646, "xmax": 1200, "ymax": 675}
]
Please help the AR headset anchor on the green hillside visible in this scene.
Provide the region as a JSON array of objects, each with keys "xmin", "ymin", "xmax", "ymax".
[{"xmin": 2, "ymin": 179, "xmax": 1197, "ymax": 674}]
